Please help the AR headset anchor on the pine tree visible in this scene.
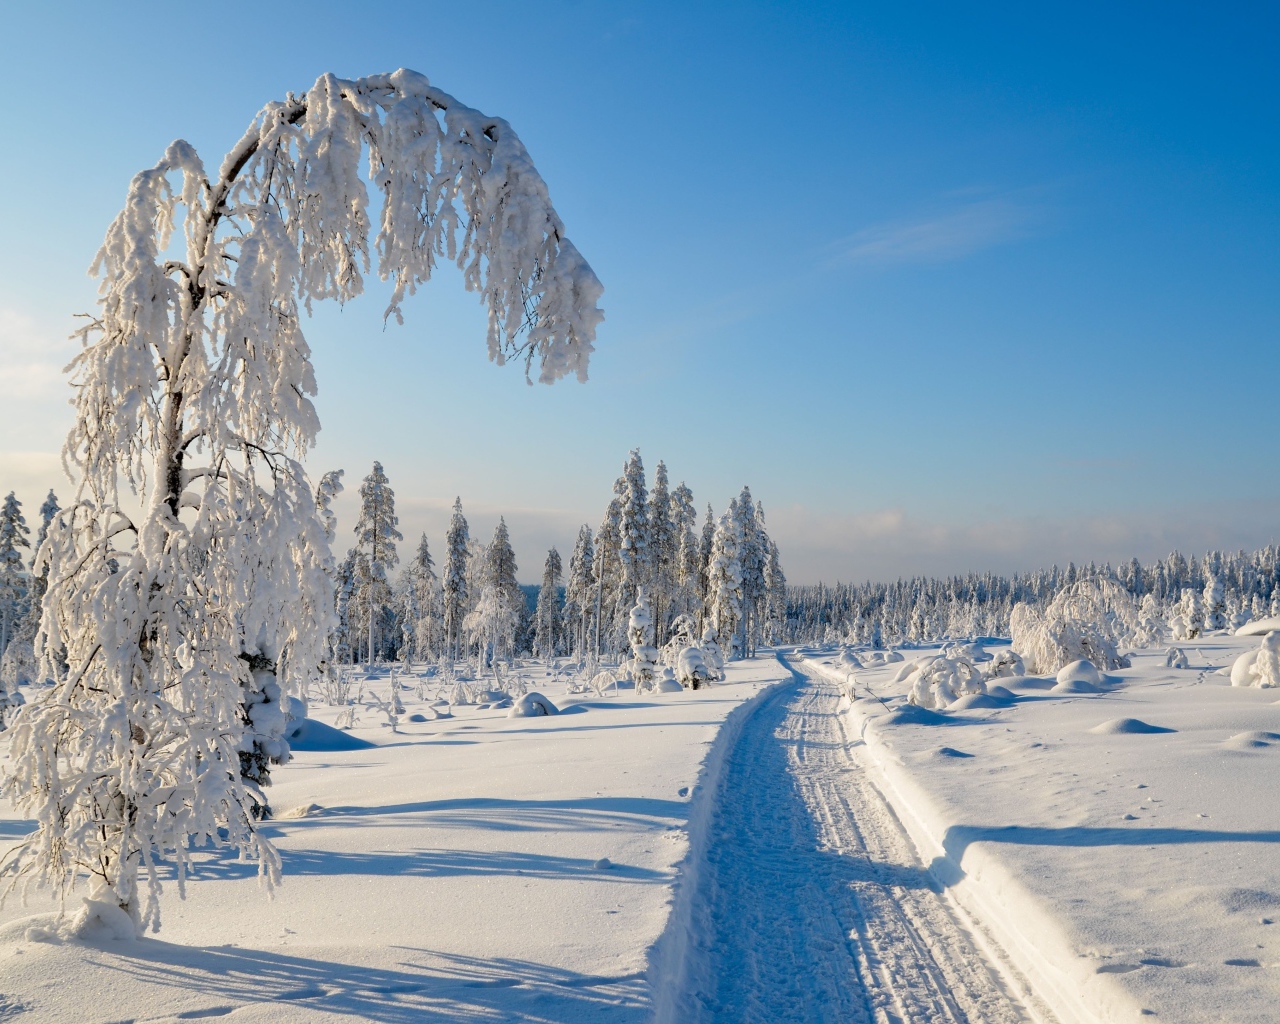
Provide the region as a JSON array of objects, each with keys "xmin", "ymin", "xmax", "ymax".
[
  {"xmin": 707, "ymin": 506, "xmax": 744, "ymax": 657},
  {"xmin": 563, "ymin": 526, "xmax": 594, "ymax": 660},
  {"xmin": 735, "ymin": 488, "xmax": 766, "ymax": 658},
  {"xmin": 670, "ymin": 483, "xmax": 699, "ymax": 620},
  {"xmin": 648, "ymin": 461, "xmax": 675, "ymax": 647},
  {"xmin": 536, "ymin": 547, "xmax": 563, "ymax": 657},
  {"xmin": 0, "ymin": 493, "xmax": 31, "ymax": 657},
  {"xmin": 763, "ymin": 538, "xmax": 788, "ymax": 644},
  {"xmin": 405, "ymin": 534, "xmax": 439, "ymax": 663},
  {"xmin": 617, "ymin": 451, "xmax": 649, "ymax": 615},
  {"xmin": 697, "ymin": 504, "xmax": 716, "ymax": 631},
  {"xmin": 594, "ymin": 495, "xmax": 624, "ymax": 660},
  {"xmin": 487, "ymin": 518, "xmax": 523, "ymax": 661},
  {"xmin": 354, "ymin": 462, "xmax": 402, "ymax": 664},
  {"xmin": 443, "ymin": 498, "xmax": 471, "ymax": 662}
]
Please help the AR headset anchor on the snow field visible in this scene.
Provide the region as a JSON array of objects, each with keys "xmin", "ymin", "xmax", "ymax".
[
  {"xmin": 0, "ymin": 659, "xmax": 789, "ymax": 1023},
  {"xmin": 805, "ymin": 636, "xmax": 1280, "ymax": 1024}
]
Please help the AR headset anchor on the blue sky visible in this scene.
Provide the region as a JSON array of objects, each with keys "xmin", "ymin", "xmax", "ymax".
[{"xmin": 1, "ymin": 2, "xmax": 1277, "ymax": 583}]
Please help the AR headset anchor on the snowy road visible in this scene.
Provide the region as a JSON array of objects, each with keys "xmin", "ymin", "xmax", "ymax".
[{"xmin": 654, "ymin": 659, "xmax": 1049, "ymax": 1024}]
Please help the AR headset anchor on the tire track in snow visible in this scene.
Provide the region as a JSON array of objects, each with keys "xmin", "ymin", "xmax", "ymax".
[{"xmin": 654, "ymin": 660, "xmax": 1045, "ymax": 1024}]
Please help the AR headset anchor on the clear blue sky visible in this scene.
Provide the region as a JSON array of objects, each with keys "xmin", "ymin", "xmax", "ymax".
[{"xmin": 1, "ymin": 2, "xmax": 1277, "ymax": 583}]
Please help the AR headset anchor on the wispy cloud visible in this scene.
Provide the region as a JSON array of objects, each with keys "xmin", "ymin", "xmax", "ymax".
[{"xmin": 838, "ymin": 193, "xmax": 1044, "ymax": 266}]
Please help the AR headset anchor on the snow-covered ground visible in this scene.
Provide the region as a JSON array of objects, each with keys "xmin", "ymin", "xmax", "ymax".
[
  {"xmin": 0, "ymin": 659, "xmax": 790, "ymax": 1023},
  {"xmin": 803, "ymin": 635, "xmax": 1280, "ymax": 1024}
]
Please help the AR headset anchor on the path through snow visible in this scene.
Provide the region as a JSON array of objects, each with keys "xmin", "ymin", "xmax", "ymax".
[{"xmin": 653, "ymin": 658, "xmax": 1048, "ymax": 1024}]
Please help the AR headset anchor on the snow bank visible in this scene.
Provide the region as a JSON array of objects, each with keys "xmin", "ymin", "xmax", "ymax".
[
  {"xmin": 286, "ymin": 719, "xmax": 375, "ymax": 751},
  {"xmin": 1236, "ymin": 616, "xmax": 1280, "ymax": 636}
]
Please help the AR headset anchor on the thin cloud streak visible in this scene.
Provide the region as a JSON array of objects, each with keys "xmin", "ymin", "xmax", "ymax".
[{"xmin": 839, "ymin": 195, "xmax": 1044, "ymax": 266}]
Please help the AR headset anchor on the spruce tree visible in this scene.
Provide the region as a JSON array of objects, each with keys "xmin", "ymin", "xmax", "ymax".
[
  {"xmin": 443, "ymin": 498, "xmax": 470, "ymax": 661},
  {"xmin": 648, "ymin": 461, "xmax": 675, "ymax": 647},
  {"xmin": 697, "ymin": 504, "xmax": 716, "ymax": 632},
  {"xmin": 707, "ymin": 505, "xmax": 744, "ymax": 657},
  {"xmin": 0, "ymin": 493, "xmax": 31, "ymax": 657},
  {"xmin": 354, "ymin": 462, "xmax": 402, "ymax": 664},
  {"xmin": 564, "ymin": 526, "xmax": 595, "ymax": 660},
  {"xmin": 405, "ymin": 534, "xmax": 439, "ymax": 662},
  {"xmin": 617, "ymin": 451, "xmax": 649, "ymax": 615},
  {"xmin": 536, "ymin": 547, "xmax": 563, "ymax": 657}
]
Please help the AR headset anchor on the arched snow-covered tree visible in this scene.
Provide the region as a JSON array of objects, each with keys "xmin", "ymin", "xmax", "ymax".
[{"xmin": 1, "ymin": 69, "xmax": 602, "ymax": 935}]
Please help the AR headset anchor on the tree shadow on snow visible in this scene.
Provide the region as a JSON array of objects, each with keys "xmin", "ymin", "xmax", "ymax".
[
  {"xmin": 172, "ymin": 845, "xmax": 668, "ymax": 885},
  {"xmin": 94, "ymin": 942, "xmax": 648, "ymax": 1023},
  {"xmin": 932, "ymin": 824, "xmax": 1280, "ymax": 886}
]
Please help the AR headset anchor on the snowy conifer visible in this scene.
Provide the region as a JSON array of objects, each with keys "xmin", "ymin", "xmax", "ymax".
[
  {"xmin": 648, "ymin": 462, "xmax": 675, "ymax": 645},
  {"xmin": 763, "ymin": 538, "xmax": 788, "ymax": 644},
  {"xmin": 535, "ymin": 547, "xmax": 563, "ymax": 657},
  {"xmin": 1, "ymin": 69, "xmax": 602, "ymax": 933},
  {"xmin": 617, "ymin": 451, "xmax": 649, "ymax": 614},
  {"xmin": 593, "ymin": 495, "xmax": 624, "ymax": 659},
  {"xmin": 707, "ymin": 507, "xmax": 745, "ymax": 657},
  {"xmin": 353, "ymin": 462, "xmax": 402, "ymax": 664},
  {"xmin": 736, "ymin": 489, "xmax": 766, "ymax": 657},
  {"xmin": 563, "ymin": 526, "xmax": 594, "ymax": 660},
  {"xmin": 0, "ymin": 493, "xmax": 31, "ymax": 657},
  {"xmin": 1202, "ymin": 575, "xmax": 1227, "ymax": 632},
  {"xmin": 487, "ymin": 518, "xmax": 523, "ymax": 661},
  {"xmin": 443, "ymin": 498, "xmax": 470, "ymax": 661},
  {"xmin": 698, "ymin": 504, "xmax": 716, "ymax": 630},
  {"xmin": 405, "ymin": 534, "xmax": 439, "ymax": 663}
]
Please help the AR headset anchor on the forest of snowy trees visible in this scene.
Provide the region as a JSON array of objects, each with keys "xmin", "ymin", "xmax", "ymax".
[
  {"xmin": 782, "ymin": 547, "xmax": 1280, "ymax": 647},
  {"xmin": 324, "ymin": 449, "xmax": 787, "ymax": 670}
]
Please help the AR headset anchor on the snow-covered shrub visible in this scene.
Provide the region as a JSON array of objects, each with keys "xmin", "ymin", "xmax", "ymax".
[
  {"xmin": 698, "ymin": 629, "xmax": 726, "ymax": 680},
  {"xmin": 1203, "ymin": 576, "xmax": 1227, "ymax": 633},
  {"xmin": 1172, "ymin": 589, "xmax": 1203, "ymax": 640},
  {"xmin": 1010, "ymin": 578, "xmax": 1137, "ymax": 674},
  {"xmin": 509, "ymin": 692, "xmax": 559, "ymax": 717},
  {"xmin": 1133, "ymin": 594, "xmax": 1165, "ymax": 648},
  {"xmin": 627, "ymin": 591, "xmax": 660, "ymax": 692},
  {"xmin": 1169, "ymin": 613, "xmax": 1192, "ymax": 642},
  {"xmin": 1165, "ymin": 647, "xmax": 1189, "ymax": 669},
  {"xmin": 0, "ymin": 638, "xmax": 38, "ymax": 692},
  {"xmin": 1233, "ymin": 633, "xmax": 1280, "ymax": 688},
  {"xmin": 837, "ymin": 650, "xmax": 865, "ymax": 671},
  {"xmin": 676, "ymin": 646, "xmax": 714, "ymax": 689},
  {"xmin": 983, "ymin": 649, "xmax": 1025, "ymax": 679},
  {"xmin": 883, "ymin": 650, "xmax": 904, "ymax": 664},
  {"xmin": 655, "ymin": 667, "xmax": 684, "ymax": 693},
  {"xmin": 660, "ymin": 613, "xmax": 699, "ymax": 668},
  {"xmin": 906, "ymin": 650, "xmax": 987, "ymax": 710}
]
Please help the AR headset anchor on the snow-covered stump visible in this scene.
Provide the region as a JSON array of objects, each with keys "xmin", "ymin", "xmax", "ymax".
[{"xmin": 0, "ymin": 69, "xmax": 602, "ymax": 934}]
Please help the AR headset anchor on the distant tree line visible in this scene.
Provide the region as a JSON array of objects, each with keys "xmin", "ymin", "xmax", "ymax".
[{"xmin": 782, "ymin": 547, "xmax": 1280, "ymax": 647}]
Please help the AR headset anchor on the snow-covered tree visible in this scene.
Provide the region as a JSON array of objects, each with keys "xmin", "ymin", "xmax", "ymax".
[
  {"xmin": 617, "ymin": 451, "xmax": 649, "ymax": 615},
  {"xmin": 463, "ymin": 585, "xmax": 521, "ymax": 684},
  {"xmin": 443, "ymin": 498, "xmax": 470, "ymax": 661},
  {"xmin": 562, "ymin": 526, "xmax": 594, "ymax": 660},
  {"xmin": 648, "ymin": 462, "xmax": 675, "ymax": 646},
  {"xmin": 593, "ymin": 495, "xmax": 624, "ymax": 660},
  {"xmin": 486, "ymin": 518, "xmax": 523, "ymax": 662},
  {"xmin": 736, "ymin": 489, "xmax": 766, "ymax": 657},
  {"xmin": 353, "ymin": 462, "xmax": 402, "ymax": 664},
  {"xmin": 1202, "ymin": 575, "xmax": 1227, "ymax": 632},
  {"xmin": 1, "ymin": 69, "xmax": 602, "ymax": 934},
  {"xmin": 535, "ymin": 547, "xmax": 562, "ymax": 657},
  {"xmin": 706, "ymin": 507, "xmax": 744, "ymax": 656},
  {"xmin": 697, "ymin": 504, "xmax": 716, "ymax": 631},
  {"xmin": 404, "ymin": 533, "xmax": 439, "ymax": 663},
  {"xmin": 762, "ymin": 536, "xmax": 788, "ymax": 644},
  {"xmin": 0, "ymin": 492, "xmax": 31, "ymax": 657}
]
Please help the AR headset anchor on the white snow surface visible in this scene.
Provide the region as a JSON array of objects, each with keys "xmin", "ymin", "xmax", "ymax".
[
  {"xmin": 804, "ymin": 637, "xmax": 1280, "ymax": 1024},
  {"xmin": 0, "ymin": 659, "xmax": 788, "ymax": 1023}
]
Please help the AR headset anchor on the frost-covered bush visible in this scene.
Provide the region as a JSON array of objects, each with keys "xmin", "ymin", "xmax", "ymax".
[
  {"xmin": 1133, "ymin": 594, "xmax": 1165, "ymax": 648},
  {"xmin": 1010, "ymin": 578, "xmax": 1137, "ymax": 674},
  {"xmin": 676, "ymin": 646, "xmax": 714, "ymax": 689},
  {"xmin": 1165, "ymin": 647, "xmax": 1189, "ymax": 669},
  {"xmin": 837, "ymin": 650, "xmax": 865, "ymax": 670},
  {"xmin": 1172, "ymin": 589, "xmax": 1203, "ymax": 640},
  {"xmin": 0, "ymin": 638, "xmax": 38, "ymax": 693},
  {"xmin": 1233, "ymin": 633, "xmax": 1280, "ymax": 688},
  {"xmin": 627, "ymin": 591, "xmax": 660, "ymax": 692},
  {"xmin": 983, "ymin": 649, "xmax": 1025, "ymax": 679},
  {"xmin": 698, "ymin": 629, "xmax": 726, "ymax": 681},
  {"xmin": 1203, "ymin": 576, "xmax": 1227, "ymax": 633},
  {"xmin": 906, "ymin": 651, "xmax": 987, "ymax": 710},
  {"xmin": 509, "ymin": 691, "xmax": 559, "ymax": 717}
]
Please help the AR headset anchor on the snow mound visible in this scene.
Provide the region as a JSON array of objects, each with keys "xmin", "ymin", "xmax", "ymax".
[
  {"xmin": 984, "ymin": 649, "xmax": 1025, "ymax": 679},
  {"xmin": 287, "ymin": 719, "xmax": 376, "ymax": 751},
  {"xmin": 67, "ymin": 897, "xmax": 138, "ymax": 942},
  {"xmin": 837, "ymin": 650, "xmax": 864, "ymax": 670},
  {"xmin": 508, "ymin": 692, "xmax": 559, "ymax": 717},
  {"xmin": 935, "ymin": 746, "xmax": 974, "ymax": 758},
  {"xmin": 1052, "ymin": 678, "xmax": 1102, "ymax": 694},
  {"xmin": 949, "ymin": 692, "xmax": 1009, "ymax": 711},
  {"xmin": 1236, "ymin": 616, "xmax": 1280, "ymax": 636},
  {"xmin": 986, "ymin": 684, "xmax": 1018, "ymax": 700},
  {"xmin": 655, "ymin": 670, "xmax": 684, "ymax": 693},
  {"xmin": 1225, "ymin": 731, "xmax": 1280, "ymax": 749},
  {"xmin": 1057, "ymin": 659, "xmax": 1103, "ymax": 687},
  {"xmin": 1089, "ymin": 718, "xmax": 1176, "ymax": 735},
  {"xmin": 1231, "ymin": 650, "xmax": 1260, "ymax": 687},
  {"xmin": 881, "ymin": 704, "xmax": 952, "ymax": 726}
]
